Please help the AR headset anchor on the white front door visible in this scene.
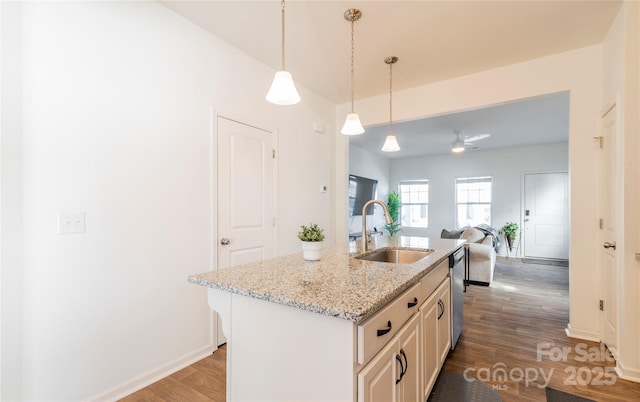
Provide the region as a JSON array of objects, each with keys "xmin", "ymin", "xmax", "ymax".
[
  {"xmin": 215, "ymin": 116, "xmax": 275, "ymax": 345},
  {"xmin": 600, "ymin": 104, "xmax": 618, "ymax": 357},
  {"xmin": 523, "ymin": 172, "xmax": 569, "ymax": 259}
]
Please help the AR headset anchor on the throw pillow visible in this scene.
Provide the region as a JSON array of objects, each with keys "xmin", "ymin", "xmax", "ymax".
[
  {"xmin": 461, "ymin": 228, "xmax": 485, "ymax": 244},
  {"xmin": 441, "ymin": 228, "xmax": 464, "ymax": 239}
]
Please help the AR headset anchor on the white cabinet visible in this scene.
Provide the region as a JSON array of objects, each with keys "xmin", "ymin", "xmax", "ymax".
[
  {"xmin": 358, "ymin": 263, "xmax": 452, "ymax": 402},
  {"xmin": 436, "ymin": 279, "xmax": 451, "ymax": 366},
  {"xmin": 358, "ymin": 313, "xmax": 421, "ymax": 402},
  {"xmin": 420, "ymin": 277, "xmax": 451, "ymax": 399}
]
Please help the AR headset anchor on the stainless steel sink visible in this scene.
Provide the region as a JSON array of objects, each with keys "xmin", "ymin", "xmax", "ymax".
[{"xmin": 355, "ymin": 248, "xmax": 434, "ymax": 264}]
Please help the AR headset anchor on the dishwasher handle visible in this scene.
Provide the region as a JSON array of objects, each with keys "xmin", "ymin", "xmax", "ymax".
[{"xmin": 449, "ymin": 247, "xmax": 465, "ymax": 268}]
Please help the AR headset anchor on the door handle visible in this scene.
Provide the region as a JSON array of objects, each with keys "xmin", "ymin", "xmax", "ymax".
[
  {"xmin": 220, "ymin": 238, "xmax": 231, "ymax": 246},
  {"xmin": 603, "ymin": 241, "xmax": 616, "ymax": 250}
]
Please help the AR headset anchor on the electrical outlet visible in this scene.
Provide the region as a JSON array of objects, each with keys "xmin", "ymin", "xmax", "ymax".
[{"xmin": 58, "ymin": 212, "xmax": 86, "ymax": 234}]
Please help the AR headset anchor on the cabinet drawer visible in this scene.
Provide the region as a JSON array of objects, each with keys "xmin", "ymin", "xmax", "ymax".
[
  {"xmin": 420, "ymin": 260, "xmax": 449, "ymax": 302},
  {"xmin": 357, "ymin": 282, "xmax": 421, "ymax": 365}
]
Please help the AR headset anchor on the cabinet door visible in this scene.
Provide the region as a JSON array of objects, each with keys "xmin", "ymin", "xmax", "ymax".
[
  {"xmin": 358, "ymin": 339, "xmax": 399, "ymax": 402},
  {"xmin": 437, "ymin": 278, "xmax": 452, "ymax": 365},
  {"xmin": 397, "ymin": 313, "xmax": 421, "ymax": 402},
  {"xmin": 420, "ymin": 291, "xmax": 439, "ymax": 400}
]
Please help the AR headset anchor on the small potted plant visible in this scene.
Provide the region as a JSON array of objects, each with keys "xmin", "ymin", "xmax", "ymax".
[
  {"xmin": 499, "ymin": 222, "xmax": 519, "ymax": 252},
  {"xmin": 384, "ymin": 191, "xmax": 401, "ymax": 237},
  {"xmin": 298, "ymin": 223, "xmax": 325, "ymax": 261}
]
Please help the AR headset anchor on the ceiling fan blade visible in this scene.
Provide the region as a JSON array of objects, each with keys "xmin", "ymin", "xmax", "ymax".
[{"xmin": 464, "ymin": 134, "xmax": 491, "ymax": 142}]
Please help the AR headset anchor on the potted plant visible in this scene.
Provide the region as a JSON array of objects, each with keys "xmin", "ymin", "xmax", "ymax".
[
  {"xmin": 298, "ymin": 223, "xmax": 325, "ymax": 261},
  {"xmin": 499, "ymin": 222, "xmax": 519, "ymax": 251},
  {"xmin": 384, "ymin": 191, "xmax": 401, "ymax": 237}
]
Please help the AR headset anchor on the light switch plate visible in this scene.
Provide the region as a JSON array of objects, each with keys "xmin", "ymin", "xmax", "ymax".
[{"xmin": 58, "ymin": 212, "xmax": 86, "ymax": 234}]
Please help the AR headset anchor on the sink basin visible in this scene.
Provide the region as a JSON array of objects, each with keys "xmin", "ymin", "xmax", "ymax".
[{"xmin": 355, "ymin": 247, "xmax": 434, "ymax": 264}]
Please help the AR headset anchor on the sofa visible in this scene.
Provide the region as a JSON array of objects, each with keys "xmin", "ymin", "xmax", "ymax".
[{"xmin": 441, "ymin": 226, "xmax": 497, "ymax": 286}]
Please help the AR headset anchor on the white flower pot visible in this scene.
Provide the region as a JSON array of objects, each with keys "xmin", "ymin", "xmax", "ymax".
[{"xmin": 301, "ymin": 241, "xmax": 323, "ymax": 261}]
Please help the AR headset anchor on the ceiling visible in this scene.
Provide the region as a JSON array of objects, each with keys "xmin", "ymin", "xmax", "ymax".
[
  {"xmin": 349, "ymin": 91, "xmax": 570, "ymax": 158},
  {"xmin": 159, "ymin": 1, "xmax": 619, "ymax": 158},
  {"xmin": 160, "ymin": 0, "xmax": 620, "ymax": 104}
]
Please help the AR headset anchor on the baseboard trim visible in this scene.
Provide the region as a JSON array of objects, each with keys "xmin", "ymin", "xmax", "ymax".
[
  {"xmin": 564, "ymin": 323, "xmax": 600, "ymax": 342},
  {"xmin": 616, "ymin": 360, "xmax": 640, "ymax": 383},
  {"xmin": 90, "ymin": 344, "xmax": 216, "ymax": 402}
]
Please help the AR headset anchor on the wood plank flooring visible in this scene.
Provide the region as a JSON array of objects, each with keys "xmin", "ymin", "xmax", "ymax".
[
  {"xmin": 122, "ymin": 257, "xmax": 640, "ymax": 401},
  {"xmin": 443, "ymin": 257, "xmax": 640, "ymax": 402}
]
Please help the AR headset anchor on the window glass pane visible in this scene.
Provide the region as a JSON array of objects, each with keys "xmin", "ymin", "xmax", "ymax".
[
  {"xmin": 455, "ymin": 177, "xmax": 492, "ymax": 228},
  {"xmin": 399, "ymin": 180, "xmax": 429, "ymax": 228}
]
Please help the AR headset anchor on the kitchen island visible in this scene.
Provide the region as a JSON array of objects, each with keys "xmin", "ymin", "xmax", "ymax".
[{"xmin": 189, "ymin": 236, "xmax": 465, "ymax": 402}]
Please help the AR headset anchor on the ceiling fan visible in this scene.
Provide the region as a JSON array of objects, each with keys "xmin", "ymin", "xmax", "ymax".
[{"xmin": 451, "ymin": 130, "xmax": 490, "ymax": 153}]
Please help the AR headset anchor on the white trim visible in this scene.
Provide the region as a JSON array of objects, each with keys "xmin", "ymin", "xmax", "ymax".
[
  {"xmin": 564, "ymin": 323, "xmax": 600, "ymax": 342},
  {"xmin": 615, "ymin": 361, "xmax": 640, "ymax": 383},
  {"xmin": 89, "ymin": 345, "xmax": 215, "ymax": 402}
]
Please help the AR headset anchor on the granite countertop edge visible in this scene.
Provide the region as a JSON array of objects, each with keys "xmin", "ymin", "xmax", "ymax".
[{"xmin": 188, "ymin": 236, "xmax": 465, "ymax": 323}]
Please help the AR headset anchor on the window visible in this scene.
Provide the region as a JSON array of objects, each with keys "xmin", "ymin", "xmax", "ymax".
[
  {"xmin": 455, "ymin": 177, "xmax": 492, "ymax": 228},
  {"xmin": 399, "ymin": 180, "xmax": 429, "ymax": 228}
]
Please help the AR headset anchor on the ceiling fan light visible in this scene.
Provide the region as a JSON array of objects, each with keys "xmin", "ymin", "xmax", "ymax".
[
  {"xmin": 382, "ymin": 134, "xmax": 401, "ymax": 152},
  {"xmin": 451, "ymin": 139, "xmax": 465, "ymax": 153},
  {"xmin": 341, "ymin": 113, "xmax": 365, "ymax": 135},
  {"xmin": 266, "ymin": 71, "xmax": 301, "ymax": 105}
]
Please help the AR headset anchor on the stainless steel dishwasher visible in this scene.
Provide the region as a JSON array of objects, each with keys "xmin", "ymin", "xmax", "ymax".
[{"xmin": 449, "ymin": 247, "xmax": 465, "ymax": 349}]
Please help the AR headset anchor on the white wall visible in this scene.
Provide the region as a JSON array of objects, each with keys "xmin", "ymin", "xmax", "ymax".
[
  {"xmin": 348, "ymin": 145, "xmax": 390, "ymax": 237},
  {"xmin": 336, "ymin": 45, "xmax": 603, "ymax": 343},
  {"xmin": 390, "ymin": 143, "xmax": 568, "ymax": 256},
  {"xmin": 1, "ymin": 1, "xmax": 24, "ymax": 400},
  {"xmin": 602, "ymin": 1, "xmax": 640, "ymax": 381},
  {"xmin": 2, "ymin": 1, "xmax": 336, "ymax": 400}
]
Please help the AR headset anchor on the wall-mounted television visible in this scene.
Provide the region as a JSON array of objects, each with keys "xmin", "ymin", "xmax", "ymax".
[{"xmin": 348, "ymin": 174, "xmax": 378, "ymax": 216}]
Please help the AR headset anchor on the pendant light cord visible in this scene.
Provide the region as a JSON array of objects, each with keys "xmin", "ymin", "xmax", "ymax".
[
  {"xmin": 281, "ymin": 0, "xmax": 286, "ymax": 70},
  {"xmin": 389, "ymin": 61, "xmax": 393, "ymax": 134},
  {"xmin": 350, "ymin": 18, "xmax": 355, "ymax": 113}
]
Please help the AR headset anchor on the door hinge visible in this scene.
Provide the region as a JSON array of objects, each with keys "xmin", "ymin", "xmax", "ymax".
[
  {"xmin": 599, "ymin": 300, "xmax": 604, "ymax": 311},
  {"xmin": 599, "ymin": 218, "xmax": 604, "ymax": 230},
  {"xmin": 593, "ymin": 136, "xmax": 604, "ymax": 149},
  {"xmin": 272, "ymin": 217, "xmax": 276, "ymax": 227},
  {"xmin": 272, "ymin": 149, "xmax": 276, "ymax": 159}
]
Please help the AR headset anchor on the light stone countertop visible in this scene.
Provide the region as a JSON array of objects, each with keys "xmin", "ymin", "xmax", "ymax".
[{"xmin": 188, "ymin": 236, "xmax": 465, "ymax": 323}]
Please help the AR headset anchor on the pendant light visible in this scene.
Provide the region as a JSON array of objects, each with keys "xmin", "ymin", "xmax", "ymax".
[
  {"xmin": 381, "ymin": 56, "xmax": 400, "ymax": 152},
  {"xmin": 340, "ymin": 9, "xmax": 364, "ymax": 135},
  {"xmin": 452, "ymin": 130, "xmax": 465, "ymax": 153},
  {"xmin": 266, "ymin": 0, "xmax": 301, "ymax": 105}
]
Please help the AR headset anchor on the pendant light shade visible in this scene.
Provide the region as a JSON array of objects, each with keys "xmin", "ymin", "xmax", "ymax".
[
  {"xmin": 341, "ymin": 9, "xmax": 364, "ymax": 135},
  {"xmin": 266, "ymin": 0, "xmax": 300, "ymax": 105},
  {"xmin": 266, "ymin": 71, "xmax": 300, "ymax": 105},
  {"xmin": 341, "ymin": 113, "xmax": 365, "ymax": 135},
  {"xmin": 382, "ymin": 135, "xmax": 401, "ymax": 152},
  {"xmin": 381, "ymin": 56, "xmax": 400, "ymax": 152}
]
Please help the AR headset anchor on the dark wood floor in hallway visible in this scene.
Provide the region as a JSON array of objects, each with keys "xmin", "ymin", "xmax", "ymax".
[{"xmin": 121, "ymin": 257, "xmax": 640, "ymax": 401}]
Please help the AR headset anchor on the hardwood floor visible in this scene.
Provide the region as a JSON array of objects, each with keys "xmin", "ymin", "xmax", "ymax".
[
  {"xmin": 120, "ymin": 346, "xmax": 226, "ymax": 402},
  {"xmin": 122, "ymin": 257, "xmax": 640, "ymax": 401},
  {"xmin": 443, "ymin": 257, "xmax": 640, "ymax": 402}
]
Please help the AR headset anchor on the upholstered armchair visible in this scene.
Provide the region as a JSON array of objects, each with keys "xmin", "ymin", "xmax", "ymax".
[
  {"xmin": 442, "ymin": 226, "xmax": 497, "ymax": 286},
  {"xmin": 460, "ymin": 227, "xmax": 496, "ymax": 285}
]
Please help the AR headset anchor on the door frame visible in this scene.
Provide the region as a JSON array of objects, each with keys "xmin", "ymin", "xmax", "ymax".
[
  {"xmin": 209, "ymin": 108, "xmax": 279, "ymax": 348},
  {"xmin": 520, "ymin": 170, "xmax": 570, "ymax": 260}
]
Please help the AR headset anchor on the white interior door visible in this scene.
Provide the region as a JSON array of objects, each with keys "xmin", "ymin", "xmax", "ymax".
[
  {"xmin": 523, "ymin": 172, "xmax": 569, "ymax": 259},
  {"xmin": 600, "ymin": 104, "xmax": 618, "ymax": 356},
  {"xmin": 216, "ymin": 116, "xmax": 275, "ymax": 345}
]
